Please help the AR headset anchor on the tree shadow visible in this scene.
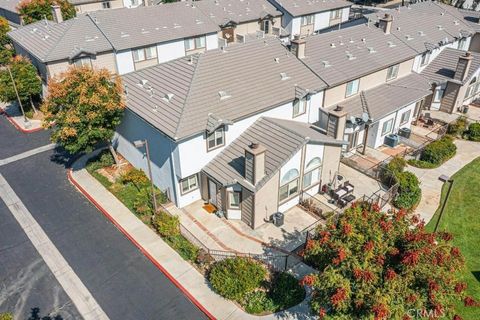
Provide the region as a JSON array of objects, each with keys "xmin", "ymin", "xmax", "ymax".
[
  {"xmin": 472, "ymin": 271, "xmax": 480, "ymax": 283},
  {"xmin": 28, "ymin": 307, "xmax": 63, "ymax": 320}
]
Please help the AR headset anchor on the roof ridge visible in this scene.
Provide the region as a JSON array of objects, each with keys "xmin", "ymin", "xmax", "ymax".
[
  {"xmin": 262, "ymin": 117, "xmax": 307, "ymax": 140},
  {"xmin": 359, "ymin": 91, "xmax": 370, "ymax": 118},
  {"xmin": 43, "ymin": 19, "xmax": 76, "ymax": 61},
  {"xmin": 173, "ymin": 54, "xmax": 202, "ymax": 139},
  {"xmin": 86, "ymin": 13, "xmax": 116, "ymax": 51}
]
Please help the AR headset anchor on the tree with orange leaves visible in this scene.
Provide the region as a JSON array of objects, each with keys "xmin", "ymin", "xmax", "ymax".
[
  {"xmin": 17, "ymin": 0, "xmax": 75, "ymax": 25},
  {"xmin": 41, "ymin": 67, "xmax": 125, "ymax": 159},
  {"xmin": 302, "ymin": 203, "xmax": 471, "ymax": 320}
]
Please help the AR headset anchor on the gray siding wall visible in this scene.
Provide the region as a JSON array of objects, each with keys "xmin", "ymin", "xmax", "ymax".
[
  {"xmin": 114, "ymin": 109, "xmax": 178, "ymax": 204},
  {"xmin": 241, "ymin": 189, "xmax": 254, "ymax": 228},
  {"xmin": 441, "ymin": 82, "xmax": 460, "ymax": 113}
]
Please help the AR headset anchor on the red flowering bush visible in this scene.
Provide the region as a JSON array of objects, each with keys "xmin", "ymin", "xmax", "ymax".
[{"xmin": 303, "ymin": 204, "xmax": 467, "ymax": 319}]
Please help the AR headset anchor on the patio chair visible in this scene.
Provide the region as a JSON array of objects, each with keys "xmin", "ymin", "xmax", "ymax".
[
  {"xmin": 337, "ymin": 198, "xmax": 347, "ymax": 208},
  {"xmin": 343, "ymin": 181, "xmax": 354, "ymax": 194}
]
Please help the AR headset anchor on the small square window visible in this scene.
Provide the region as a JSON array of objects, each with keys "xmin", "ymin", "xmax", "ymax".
[
  {"xmin": 382, "ymin": 119, "xmax": 393, "ymax": 136},
  {"xmin": 180, "ymin": 174, "xmax": 198, "ymax": 194},
  {"xmin": 102, "ymin": 1, "xmax": 110, "ymax": 9},
  {"xmin": 133, "ymin": 48, "xmax": 145, "ymax": 62},
  {"xmin": 420, "ymin": 52, "xmax": 430, "ymax": 67},
  {"xmin": 229, "ymin": 191, "xmax": 241, "ymax": 209},
  {"xmin": 330, "ymin": 9, "xmax": 341, "ymax": 20},
  {"xmin": 400, "ymin": 110, "xmax": 411, "ymax": 125},
  {"xmin": 145, "ymin": 46, "xmax": 157, "ymax": 60},
  {"xmin": 345, "ymin": 79, "xmax": 360, "ymax": 97},
  {"xmin": 293, "ymin": 98, "xmax": 307, "ymax": 117},
  {"xmin": 386, "ymin": 64, "xmax": 399, "ymax": 81},
  {"xmin": 207, "ymin": 127, "xmax": 225, "ymax": 151},
  {"xmin": 301, "ymin": 15, "xmax": 314, "ymax": 26}
]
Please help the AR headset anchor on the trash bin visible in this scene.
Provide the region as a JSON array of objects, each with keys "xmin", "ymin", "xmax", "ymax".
[
  {"xmin": 398, "ymin": 127, "xmax": 411, "ymax": 139},
  {"xmin": 463, "ymin": 105, "xmax": 469, "ymax": 114},
  {"xmin": 384, "ymin": 134, "xmax": 399, "ymax": 148},
  {"xmin": 272, "ymin": 212, "xmax": 284, "ymax": 227}
]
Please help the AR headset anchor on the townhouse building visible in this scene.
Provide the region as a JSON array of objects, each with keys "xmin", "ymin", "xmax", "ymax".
[
  {"xmin": 267, "ymin": 0, "xmax": 350, "ymax": 38},
  {"xmin": 114, "ymin": 38, "xmax": 345, "ymax": 228},
  {"xmin": 193, "ymin": 0, "xmax": 285, "ymax": 44}
]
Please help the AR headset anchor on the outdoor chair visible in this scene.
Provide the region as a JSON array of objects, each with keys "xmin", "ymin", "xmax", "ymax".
[{"xmin": 343, "ymin": 181, "xmax": 354, "ymax": 194}]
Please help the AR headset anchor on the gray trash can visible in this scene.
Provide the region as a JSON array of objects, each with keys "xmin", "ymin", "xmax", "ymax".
[
  {"xmin": 463, "ymin": 105, "xmax": 469, "ymax": 114},
  {"xmin": 273, "ymin": 212, "xmax": 284, "ymax": 227}
]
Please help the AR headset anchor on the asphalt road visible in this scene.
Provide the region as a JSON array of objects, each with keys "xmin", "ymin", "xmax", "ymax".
[{"xmin": 0, "ymin": 116, "xmax": 207, "ymax": 320}]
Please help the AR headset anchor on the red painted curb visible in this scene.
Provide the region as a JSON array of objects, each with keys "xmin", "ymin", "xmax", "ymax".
[
  {"xmin": 0, "ymin": 107, "xmax": 44, "ymax": 134},
  {"xmin": 67, "ymin": 169, "xmax": 216, "ymax": 320}
]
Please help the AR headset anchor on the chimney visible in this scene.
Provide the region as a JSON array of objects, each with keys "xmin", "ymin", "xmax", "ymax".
[
  {"xmin": 454, "ymin": 51, "xmax": 473, "ymax": 82},
  {"xmin": 378, "ymin": 13, "xmax": 393, "ymax": 35},
  {"xmin": 327, "ymin": 106, "xmax": 347, "ymax": 141},
  {"xmin": 51, "ymin": 5, "xmax": 63, "ymax": 23},
  {"xmin": 244, "ymin": 142, "xmax": 266, "ymax": 185},
  {"xmin": 291, "ymin": 35, "xmax": 306, "ymax": 59}
]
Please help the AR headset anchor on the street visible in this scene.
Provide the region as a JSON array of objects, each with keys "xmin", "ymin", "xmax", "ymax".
[{"xmin": 0, "ymin": 116, "xmax": 207, "ymax": 319}]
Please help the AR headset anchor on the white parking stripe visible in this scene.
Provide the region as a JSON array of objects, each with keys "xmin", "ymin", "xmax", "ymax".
[
  {"xmin": 0, "ymin": 143, "xmax": 56, "ymax": 167},
  {"xmin": 0, "ymin": 174, "xmax": 109, "ymax": 320}
]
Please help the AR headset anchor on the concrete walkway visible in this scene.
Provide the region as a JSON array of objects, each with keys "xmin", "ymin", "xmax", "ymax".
[
  {"xmin": 69, "ymin": 154, "xmax": 315, "ymax": 320},
  {"xmin": 408, "ymin": 139, "xmax": 480, "ymax": 224},
  {"xmin": 0, "ymin": 102, "xmax": 43, "ymax": 133}
]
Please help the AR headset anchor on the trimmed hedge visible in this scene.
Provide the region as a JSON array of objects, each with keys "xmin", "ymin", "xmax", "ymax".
[
  {"xmin": 419, "ymin": 136, "xmax": 456, "ymax": 166},
  {"xmin": 393, "ymin": 171, "xmax": 422, "ymax": 210},
  {"xmin": 466, "ymin": 123, "xmax": 480, "ymax": 141},
  {"xmin": 209, "ymin": 257, "xmax": 266, "ymax": 301}
]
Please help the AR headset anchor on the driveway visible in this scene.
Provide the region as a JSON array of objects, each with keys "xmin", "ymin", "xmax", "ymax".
[{"xmin": 408, "ymin": 139, "xmax": 480, "ymax": 223}]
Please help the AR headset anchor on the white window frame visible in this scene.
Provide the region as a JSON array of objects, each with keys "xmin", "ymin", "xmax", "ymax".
[
  {"xmin": 303, "ymin": 157, "xmax": 322, "ymax": 189},
  {"xmin": 133, "ymin": 46, "xmax": 157, "ymax": 63},
  {"xmin": 330, "ymin": 9, "xmax": 341, "ymax": 20},
  {"xmin": 458, "ymin": 38, "xmax": 468, "ymax": 51},
  {"xmin": 185, "ymin": 36, "xmax": 206, "ymax": 52},
  {"xmin": 420, "ymin": 52, "xmax": 430, "ymax": 67},
  {"xmin": 102, "ymin": 1, "xmax": 110, "ymax": 9},
  {"xmin": 400, "ymin": 110, "xmax": 411, "ymax": 125},
  {"xmin": 318, "ymin": 109, "xmax": 329, "ymax": 132},
  {"xmin": 345, "ymin": 79, "xmax": 360, "ymax": 97},
  {"xmin": 262, "ymin": 19, "xmax": 270, "ymax": 34},
  {"xmin": 301, "ymin": 14, "xmax": 314, "ymax": 26},
  {"xmin": 279, "ymin": 169, "xmax": 299, "ymax": 202},
  {"xmin": 381, "ymin": 119, "xmax": 394, "ymax": 136},
  {"xmin": 386, "ymin": 64, "xmax": 399, "ymax": 81},
  {"xmin": 73, "ymin": 57, "xmax": 92, "ymax": 68},
  {"xmin": 293, "ymin": 98, "xmax": 307, "ymax": 117},
  {"xmin": 433, "ymin": 87, "xmax": 444, "ymax": 103},
  {"xmin": 180, "ymin": 174, "xmax": 199, "ymax": 195},
  {"xmin": 228, "ymin": 191, "xmax": 241, "ymax": 209},
  {"xmin": 207, "ymin": 127, "xmax": 225, "ymax": 151}
]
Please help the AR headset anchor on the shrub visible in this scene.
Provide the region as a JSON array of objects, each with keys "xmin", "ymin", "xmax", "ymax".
[
  {"xmin": 208, "ymin": 257, "xmax": 267, "ymax": 301},
  {"xmin": 407, "ymin": 159, "xmax": 437, "ymax": 169},
  {"xmin": 447, "ymin": 116, "xmax": 468, "ymax": 136},
  {"xmin": 121, "ymin": 168, "xmax": 149, "ymax": 187},
  {"xmin": 269, "ymin": 272, "xmax": 305, "ymax": 311},
  {"xmin": 0, "ymin": 313, "xmax": 13, "ymax": 320},
  {"xmin": 243, "ymin": 291, "xmax": 275, "ymax": 314},
  {"xmin": 381, "ymin": 156, "xmax": 406, "ymax": 187},
  {"xmin": 152, "ymin": 211, "xmax": 180, "ymax": 238},
  {"xmin": 166, "ymin": 234, "xmax": 199, "ymax": 262},
  {"xmin": 420, "ymin": 136, "xmax": 456, "ymax": 166},
  {"xmin": 86, "ymin": 150, "xmax": 114, "ymax": 172},
  {"xmin": 133, "ymin": 187, "xmax": 153, "ymax": 216},
  {"xmin": 393, "ymin": 171, "xmax": 421, "ymax": 210},
  {"xmin": 466, "ymin": 122, "xmax": 480, "ymax": 141}
]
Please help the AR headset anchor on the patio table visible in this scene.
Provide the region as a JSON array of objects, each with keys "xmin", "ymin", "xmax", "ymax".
[
  {"xmin": 343, "ymin": 194, "xmax": 356, "ymax": 203},
  {"xmin": 335, "ymin": 189, "xmax": 347, "ymax": 198}
]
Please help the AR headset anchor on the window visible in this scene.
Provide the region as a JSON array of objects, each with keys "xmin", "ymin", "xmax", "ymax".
[
  {"xmin": 381, "ymin": 119, "xmax": 393, "ymax": 136},
  {"xmin": 301, "ymin": 15, "xmax": 314, "ymax": 26},
  {"xmin": 73, "ymin": 57, "xmax": 92, "ymax": 68},
  {"xmin": 293, "ymin": 98, "xmax": 307, "ymax": 117},
  {"xmin": 185, "ymin": 36, "xmax": 206, "ymax": 52},
  {"xmin": 386, "ymin": 64, "xmax": 399, "ymax": 81},
  {"xmin": 229, "ymin": 191, "xmax": 241, "ymax": 209},
  {"xmin": 102, "ymin": 1, "xmax": 110, "ymax": 9},
  {"xmin": 433, "ymin": 87, "xmax": 444, "ymax": 103},
  {"xmin": 262, "ymin": 20, "xmax": 270, "ymax": 34},
  {"xmin": 420, "ymin": 52, "xmax": 430, "ymax": 67},
  {"xmin": 180, "ymin": 174, "xmax": 198, "ymax": 194},
  {"xmin": 279, "ymin": 169, "xmax": 299, "ymax": 202},
  {"xmin": 345, "ymin": 79, "xmax": 360, "ymax": 97},
  {"xmin": 133, "ymin": 46, "xmax": 157, "ymax": 62},
  {"xmin": 207, "ymin": 127, "xmax": 225, "ymax": 151},
  {"xmin": 318, "ymin": 109, "xmax": 329, "ymax": 132},
  {"xmin": 400, "ymin": 110, "xmax": 411, "ymax": 125},
  {"xmin": 330, "ymin": 9, "xmax": 341, "ymax": 20},
  {"xmin": 303, "ymin": 157, "xmax": 321, "ymax": 189}
]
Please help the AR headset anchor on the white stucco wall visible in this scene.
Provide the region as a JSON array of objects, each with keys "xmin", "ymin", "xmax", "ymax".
[
  {"xmin": 308, "ymin": 90, "xmax": 325, "ymax": 123},
  {"xmin": 290, "ymin": 17, "xmax": 301, "ymax": 37},
  {"xmin": 314, "ymin": 11, "xmax": 330, "ymax": 31},
  {"xmin": 157, "ymin": 39, "xmax": 185, "ymax": 64},
  {"xmin": 341, "ymin": 7, "xmax": 349, "ymax": 22},
  {"xmin": 116, "ymin": 49, "xmax": 135, "ymax": 75},
  {"xmin": 206, "ymin": 32, "xmax": 219, "ymax": 51}
]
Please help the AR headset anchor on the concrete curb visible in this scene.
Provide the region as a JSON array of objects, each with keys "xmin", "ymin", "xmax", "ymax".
[
  {"xmin": 67, "ymin": 168, "xmax": 217, "ymax": 320},
  {"xmin": 0, "ymin": 106, "xmax": 44, "ymax": 134}
]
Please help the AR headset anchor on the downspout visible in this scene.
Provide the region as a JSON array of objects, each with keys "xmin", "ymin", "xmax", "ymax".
[
  {"xmin": 361, "ymin": 122, "xmax": 370, "ymax": 155},
  {"xmin": 168, "ymin": 141, "xmax": 179, "ymax": 206}
]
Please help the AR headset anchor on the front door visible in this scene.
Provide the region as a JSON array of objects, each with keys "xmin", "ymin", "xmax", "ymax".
[{"xmin": 208, "ymin": 179, "xmax": 217, "ymax": 206}]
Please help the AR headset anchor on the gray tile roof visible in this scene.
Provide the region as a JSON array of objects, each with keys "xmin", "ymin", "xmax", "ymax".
[
  {"xmin": 88, "ymin": 2, "xmax": 219, "ymax": 51},
  {"xmin": 8, "ymin": 17, "xmax": 113, "ymax": 62},
  {"xmin": 270, "ymin": 0, "xmax": 351, "ymax": 17},
  {"xmin": 421, "ymin": 47, "xmax": 480, "ymax": 85},
  {"xmin": 334, "ymin": 73, "xmax": 432, "ymax": 122},
  {"xmin": 8, "ymin": 1, "xmax": 220, "ymax": 61},
  {"xmin": 69, "ymin": 0, "xmax": 105, "ymax": 5},
  {"xmin": 366, "ymin": 2, "xmax": 474, "ymax": 54},
  {"xmin": 122, "ymin": 37, "xmax": 327, "ymax": 141},
  {"xmin": 202, "ymin": 117, "xmax": 344, "ymax": 191},
  {"xmin": 454, "ymin": 8, "xmax": 480, "ymax": 33},
  {"xmin": 300, "ymin": 23, "xmax": 418, "ymax": 86},
  {"xmin": 194, "ymin": 0, "xmax": 281, "ymax": 27}
]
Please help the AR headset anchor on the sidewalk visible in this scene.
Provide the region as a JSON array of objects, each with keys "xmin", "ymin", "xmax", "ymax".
[
  {"xmin": 409, "ymin": 139, "xmax": 480, "ymax": 224},
  {"xmin": 68, "ymin": 154, "xmax": 315, "ymax": 320},
  {"xmin": 0, "ymin": 102, "xmax": 43, "ymax": 133}
]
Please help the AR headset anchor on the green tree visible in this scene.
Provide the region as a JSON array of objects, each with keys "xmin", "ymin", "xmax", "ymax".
[
  {"xmin": 302, "ymin": 204, "xmax": 473, "ymax": 320},
  {"xmin": 0, "ymin": 16, "xmax": 13, "ymax": 66},
  {"xmin": 0, "ymin": 56, "xmax": 42, "ymax": 113},
  {"xmin": 0, "ymin": 313, "xmax": 13, "ymax": 320},
  {"xmin": 41, "ymin": 67, "xmax": 125, "ymax": 158},
  {"xmin": 17, "ymin": 0, "xmax": 75, "ymax": 25}
]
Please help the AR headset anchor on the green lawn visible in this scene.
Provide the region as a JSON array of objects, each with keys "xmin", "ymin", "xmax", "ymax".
[{"xmin": 426, "ymin": 157, "xmax": 480, "ymax": 319}]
